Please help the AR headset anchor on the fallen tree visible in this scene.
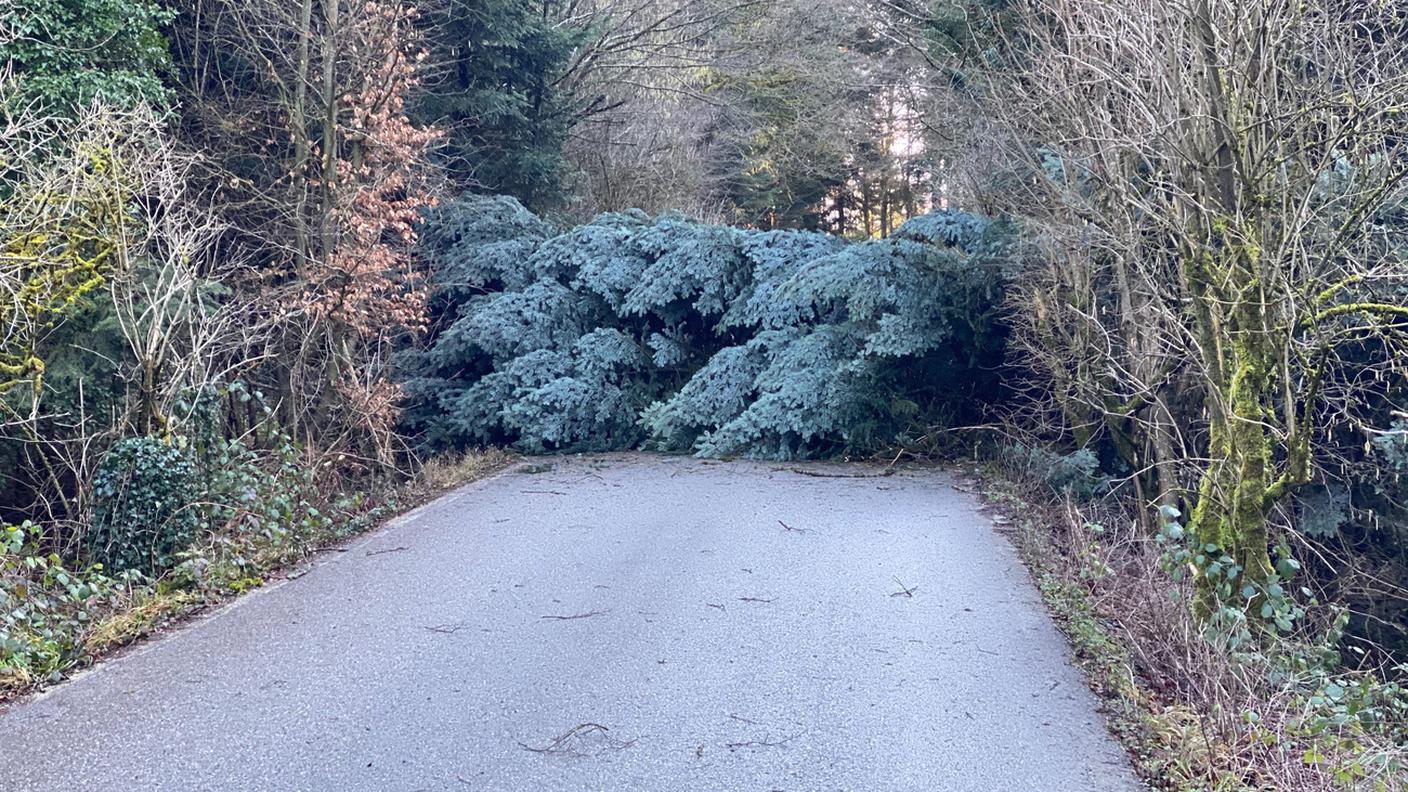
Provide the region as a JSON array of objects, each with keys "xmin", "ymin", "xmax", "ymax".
[{"xmin": 403, "ymin": 196, "xmax": 1014, "ymax": 459}]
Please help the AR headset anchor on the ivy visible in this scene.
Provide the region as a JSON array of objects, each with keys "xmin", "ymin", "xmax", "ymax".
[
  {"xmin": 1, "ymin": 520, "xmax": 130, "ymax": 684},
  {"xmin": 88, "ymin": 437, "xmax": 199, "ymax": 576}
]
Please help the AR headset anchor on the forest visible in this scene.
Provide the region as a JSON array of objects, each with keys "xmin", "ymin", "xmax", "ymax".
[{"xmin": 2, "ymin": 0, "xmax": 1408, "ymax": 788}]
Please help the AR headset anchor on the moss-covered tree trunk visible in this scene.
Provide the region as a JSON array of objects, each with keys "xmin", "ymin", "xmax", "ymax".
[
  {"xmin": 1179, "ymin": 4, "xmax": 1290, "ymax": 612},
  {"xmin": 1181, "ymin": 223, "xmax": 1307, "ymax": 614},
  {"xmin": 1187, "ymin": 332, "xmax": 1278, "ymax": 611}
]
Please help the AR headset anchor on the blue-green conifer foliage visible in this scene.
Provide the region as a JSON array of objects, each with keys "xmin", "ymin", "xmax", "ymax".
[{"xmin": 404, "ymin": 195, "xmax": 1012, "ymax": 458}]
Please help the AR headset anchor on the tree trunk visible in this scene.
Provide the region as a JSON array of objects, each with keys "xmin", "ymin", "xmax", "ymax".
[
  {"xmin": 291, "ymin": 0, "xmax": 314, "ymax": 278},
  {"xmin": 1184, "ymin": 230, "xmax": 1286, "ymax": 613}
]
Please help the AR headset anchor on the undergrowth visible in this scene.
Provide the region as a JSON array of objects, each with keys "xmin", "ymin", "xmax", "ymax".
[{"xmin": 977, "ymin": 468, "xmax": 1408, "ymax": 791}]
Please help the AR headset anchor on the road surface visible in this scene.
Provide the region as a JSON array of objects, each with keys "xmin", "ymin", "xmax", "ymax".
[{"xmin": 0, "ymin": 454, "xmax": 1141, "ymax": 791}]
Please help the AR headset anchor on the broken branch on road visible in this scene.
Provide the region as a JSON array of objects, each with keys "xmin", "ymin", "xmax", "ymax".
[
  {"xmin": 539, "ymin": 610, "xmax": 609, "ymax": 621},
  {"xmin": 890, "ymin": 577, "xmax": 918, "ymax": 598},
  {"xmin": 776, "ymin": 467, "xmax": 895, "ymax": 479},
  {"xmin": 518, "ymin": 723, "xmax": 638, "ymax": 756}
]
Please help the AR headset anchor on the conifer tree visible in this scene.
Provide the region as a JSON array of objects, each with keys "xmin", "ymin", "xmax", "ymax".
[
  {"xmin": 405, "ymin": 195, "xmax": 1010, "ymax": 457},
  {"xmin": 416, "ymin": 0, "xmax": 586, "ymax": 208}
]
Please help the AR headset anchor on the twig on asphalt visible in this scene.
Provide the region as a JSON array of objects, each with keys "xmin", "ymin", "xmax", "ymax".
[
  {"xmin": 777, "ymin": 519, "xmax": 811, "ymax": 534},
  {"xmin": 739, "ymin": 597, "xmax": 774, "ymax": 603},
  {"xmin": 539, "ymin": 610, "xmax": 608, "ymax": 621},
  {"xmin": 706, "ymin": 602, "xmax": 726, "ymax": 611},
  {"xmin": 890, "ymin": 577, "xmax": 918, "ymax": 598},
  {"xmin": 518, "ymin": 723, "xmax": 637, "ymax": 756},
  {"xmin": 365, "ymin": 545, "xmax": 408, "ymax": 557},
  {"xmin": 519, "ymin": 722, "xmax": 607, "ymax": 753},
  {"xmin": 520, "ymin": 489, "xmax": 567, "ymax": 495},
  {"xmin": 724, "ymin": 730, "xmax": 805, "ymax": 750},
  {"xmin": 424, "ymin": 622, "xmax": 465, "ymax": 634}
]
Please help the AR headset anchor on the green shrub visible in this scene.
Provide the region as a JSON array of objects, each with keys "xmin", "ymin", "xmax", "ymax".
[
  {"xmin": 1, "ymin": 0, "xmax": 175, "ymax": 110},
  {"xmin": 153, "ymin": 382, "xmax": 337, "ymax": 592},
  {"xmin": 3, "ymin": 384, "xmax": 376, "ymax": 691},
  {"xmin": 88, "ymin": 437, "xmax": 199, "ymax": 576}
]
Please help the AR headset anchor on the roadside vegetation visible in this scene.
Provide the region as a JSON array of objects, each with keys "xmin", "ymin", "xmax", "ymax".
[
  {"xmin": 3, "ymin": 1, "xmax": 1408, "ymax": 788},
  {"xmin": 945, "ymin": 3, "xmax": 1408, "ymax": 788},
  {"xmin": 975, "ymin": 461, "xmax": 1407, "ymax": 791},
  {"xmin": 1, "ymin": 432, "xmax": 512, "ymax": 695}
]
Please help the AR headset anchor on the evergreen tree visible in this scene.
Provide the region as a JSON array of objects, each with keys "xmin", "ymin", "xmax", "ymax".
[
  {"xmin": 1, "ymin": 0, "xmax": 174, "ymax": 110},
  {"xmin": 416, "ymin": 0, "xmax": 587, "ymax": 209},
  {"xmin": 405, "ymin": 194, "xmax": 1011, "ymax": 457}
]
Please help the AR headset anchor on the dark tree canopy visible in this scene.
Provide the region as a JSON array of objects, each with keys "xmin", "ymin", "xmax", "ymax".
[
  {"xmin": 415, "ymin": 0, "xmax": 589, "ymax": 208},
  {"xmin": 2, "ymin": 0, "xmax": 174, "ymax": 110}
]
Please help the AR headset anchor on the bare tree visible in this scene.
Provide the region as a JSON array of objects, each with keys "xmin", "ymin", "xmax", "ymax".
[
  {"xmin": 0, "ymin": 95, "xmax": 258, "ymax": 537},
  {"xmin": 168, "ymin": 0, "xmax": 437, "ymax": 469},
  {"xmin": 988, "ymin": 0, "xmax": 1408, "ymax": 610}
]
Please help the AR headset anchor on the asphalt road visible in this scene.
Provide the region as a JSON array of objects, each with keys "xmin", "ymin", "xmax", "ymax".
[{"xmin": 0, "ymin": 454, "xmax": 1142, "ymax": 791}]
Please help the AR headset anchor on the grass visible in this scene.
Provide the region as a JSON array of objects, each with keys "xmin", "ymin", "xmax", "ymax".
[
  {"xmin": 85, "ymin": 588, "xmax": 200, "ymax": 656},
  {"xmin": 0, "ymin": 664, "xmax": 32, "ymax": 690},
  {"xmin": 411, "ymin": 447, "xmax": 518, "ymax": 495}
]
